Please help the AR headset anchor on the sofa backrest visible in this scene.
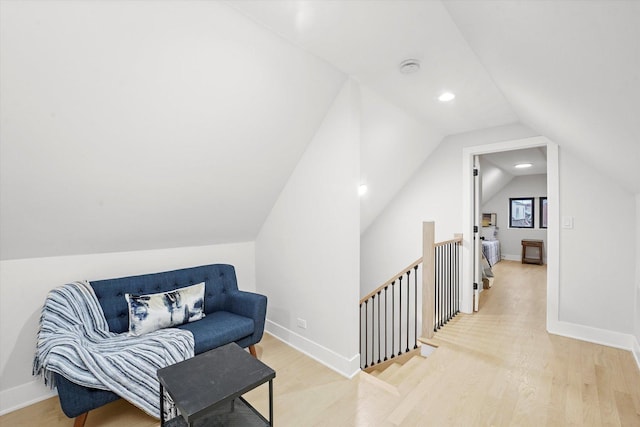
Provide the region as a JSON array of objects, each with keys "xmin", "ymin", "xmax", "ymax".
[{"xmin": 90, "ymin": 264, "xmax": 239, "ymax": 334}]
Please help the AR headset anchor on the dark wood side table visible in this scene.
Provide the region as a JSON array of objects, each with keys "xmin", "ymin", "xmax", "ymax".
[
  {"xmin": 521, "ymin": 239, "xmax": 544, "ymax": 265},
  {"xmin": 157, "ymin": 342, "xmax": 275, "ymax": 426}
]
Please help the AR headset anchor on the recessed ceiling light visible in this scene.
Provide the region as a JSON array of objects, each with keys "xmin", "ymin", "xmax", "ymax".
[
  {"xmin": 438, "ymin": 92, "xmax": 455, "ymax": 102},
  {"xmin": 399, "ymin": 59, "xmax": 421, "ymax": 74},
  {"xmin": 358, "ymin": 184, "xmax": 368, "ymax": 196},
  {"xmin": 515, "ymin": 163, "xmax": 533, "ymax": 169}
]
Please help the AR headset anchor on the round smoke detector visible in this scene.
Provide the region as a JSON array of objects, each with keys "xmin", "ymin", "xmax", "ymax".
[{"xmin": 399, "ymin": 59, "xmax": 421, "ymax": 74}]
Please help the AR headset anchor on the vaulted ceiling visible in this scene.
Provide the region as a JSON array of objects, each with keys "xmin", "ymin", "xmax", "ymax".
[
  {"xmin": 444, "ymin": 0, "xmax": 640, "ymax": 194},
  {"xmin": 1, "ymin": 0, "xmax": 637, "ymax": 260},
  {"xmin": 232, "ymin": 1, "xmax": 519, "ymax": 135},
  {"xmin": 234, "ymin": 0, "xmax": 639, "ymax": 195},
  {"xmin": 0, "ymin": 1, "xmax": 345, "ymax": 259}
]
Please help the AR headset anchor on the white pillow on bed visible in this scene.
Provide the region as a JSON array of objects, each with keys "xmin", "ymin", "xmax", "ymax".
[
  {"xmin": 125, "ymin": 282, "xmax": 205, "ymax": 336},
  {"xmin": 481, "ymin": 226, "xmax": 497, "ymax": 241}
]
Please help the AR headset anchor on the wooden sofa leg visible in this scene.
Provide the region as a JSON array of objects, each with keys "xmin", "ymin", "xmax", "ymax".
[
  {"xmin": 248, "ymin": 345, "xmax": 257, "ymax": 358},
  {"xmin": 73, "ymin": 412, "xmax": 88, "ymax": 427}
]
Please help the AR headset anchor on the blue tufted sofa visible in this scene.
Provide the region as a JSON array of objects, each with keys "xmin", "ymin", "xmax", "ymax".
[{"xmin": 53, "ymin": 263, "xmax": 267, "ymax": 427}]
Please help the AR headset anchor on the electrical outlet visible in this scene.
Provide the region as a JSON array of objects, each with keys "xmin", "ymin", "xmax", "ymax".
[{"xmin": 296, "ymin": 318, "xmax": 307, "ymax": 329}]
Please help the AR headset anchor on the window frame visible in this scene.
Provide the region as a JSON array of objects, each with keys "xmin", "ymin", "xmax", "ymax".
[{"xmin": 509, "ymin": 197, "xmax": 535, "ymax": 229}]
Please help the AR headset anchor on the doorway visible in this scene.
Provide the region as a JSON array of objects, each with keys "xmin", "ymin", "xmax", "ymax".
[{"xmin": 461, "ymin": 136, "xmax": 559, "ymax": 332}]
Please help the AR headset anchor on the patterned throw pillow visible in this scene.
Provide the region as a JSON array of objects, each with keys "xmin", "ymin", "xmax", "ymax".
[{"xmin": 125, "ymin": 282, "xmax": 205, "ymax": 336}]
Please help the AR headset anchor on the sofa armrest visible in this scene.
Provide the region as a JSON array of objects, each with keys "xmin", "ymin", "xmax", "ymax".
[
  {"xmin": 55, "ymin": 373, "xmax": 120, "ymax": 418},
  {"xmin": 226, "ymin": 291, "xmax": 267, "ymax": 345}
]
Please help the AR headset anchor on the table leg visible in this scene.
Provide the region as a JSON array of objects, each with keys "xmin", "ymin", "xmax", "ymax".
[
  {"xmin": 269, "ymin": 379, "xmax": 273, "ymax": 426},
  {"xmin": 160, "ymin": 384, "xmax": 165, "ymax": 426}
]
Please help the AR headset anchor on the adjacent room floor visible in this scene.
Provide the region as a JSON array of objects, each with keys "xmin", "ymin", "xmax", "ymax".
[{"xmin": 2, "ymin": 261, "xmax": 639, "ymax": 426}]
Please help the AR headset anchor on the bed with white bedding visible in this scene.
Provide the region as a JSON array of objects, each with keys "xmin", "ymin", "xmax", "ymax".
[{"xmin": 481, "ymin": 226, "xmax": 501, "ymax": 266}]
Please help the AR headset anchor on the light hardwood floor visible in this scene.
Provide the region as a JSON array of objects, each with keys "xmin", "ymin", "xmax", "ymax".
[{"xmin": 2, "ymin": 261, "xmax": 639, "ymax": 426}]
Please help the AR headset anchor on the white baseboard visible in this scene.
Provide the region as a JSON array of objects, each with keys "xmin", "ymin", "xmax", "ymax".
[
  {"xmin": 4, "ymin": 327, "xmax": 634, "ymax": 416},
  {"xmin": 548, "ymin": 319, "xmax": 639, "ymax": 371},
  {"xmin": 502, "ymin": 254, "xmax": 547, "ymax": 264},
  {"xmin": 502, "ymin": 254, "xmax": 520, "ymax": 262},
  {"xmin": 0, "ymin": 380, "xmax": 56, "ymax": 416},
  {"xmin": 265, "ymin": 320, "xmax": 360, "ymax": 379},
  {"xmin": 1, "ymin": 325, "xmax": 361, "ymax": 416},
  {"xmin": 633, "ymin": 337, "xmax": 640, "ymax": 372}
]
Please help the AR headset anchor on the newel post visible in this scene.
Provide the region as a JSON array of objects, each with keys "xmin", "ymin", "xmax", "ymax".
[{"xmin": 421, "ymin": 221, "xmax": 435, "ymax": 339}]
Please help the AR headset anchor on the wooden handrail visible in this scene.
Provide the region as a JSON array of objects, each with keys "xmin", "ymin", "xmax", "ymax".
[
  {"xmin": 434, "ymin": 236, "xmax": 463, "ymax": 248},
  {"xmin": 359, "ymin": 222, "xmax": 463, "ymax": 369},
  {"xmin": 360, "ymin": 257, "xmax": 422, "ymax": 304},
  {"xmin": 360, "ymin": 235, "xmax": 463, "ymax": 305}
]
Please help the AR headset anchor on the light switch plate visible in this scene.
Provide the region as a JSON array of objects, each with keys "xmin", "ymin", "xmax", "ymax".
[{"xmin": 562, "ymin": 216, "xmax": 574, "ymax": 229}]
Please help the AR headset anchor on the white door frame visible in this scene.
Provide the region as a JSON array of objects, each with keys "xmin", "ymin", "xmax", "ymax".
[
  {"xmin": 461, "ymin": 136, "xmax": 559, "ymax": 331},
  {"xmin": 473, "ymin": 155, "xmax": 482, "ymax": 311}
]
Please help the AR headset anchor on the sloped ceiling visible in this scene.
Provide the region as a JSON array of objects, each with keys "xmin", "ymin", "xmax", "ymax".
[
  {"xmin": 234, "ymin": 0, "xmax": 640, "ymax": 224},
  {"xmin": 444, "ymin": 0, "xmax": 640, "ymax": 193},
  {"xmin": 483, "ymin": 147, "xmax": 547, "ymax": 177},
  {"xmin": 2, "ymin": 1, "xmax": 637, "ymax": 260},
  {"xmin": 481, "ymin": 147, "xmax": 547, "ymax": 203},
  {"xmin": 232, "ymin": 0, "xmax": 519, "ymax": 135},
  {"xmin": 0, "ymin": 1, "xmax": 345, "ymax": 260},
  {"xmin": 231, "ymin": 0, "xmax": 520, "ymax": 234}
]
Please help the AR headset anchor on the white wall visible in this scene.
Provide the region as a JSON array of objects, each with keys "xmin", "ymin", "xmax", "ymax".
[
  {"xmin": 256, "ymin": 80, "xmax": 361, "ymax": 377},
  {"xmin": 481, "ymin": 174, "xmax": 547, "ymax": 261},
  {"xmin": 360, "ymin": 123, "xmax": 537, "ymax": 296},
  {"xmin": 0, "ymin": 241, "xmax": 255, "ymax": 414},
  {"xmin": 361, "ymin": 124, "xmax": 637, "ymax": 350},
  {"xmin": 635, "ymin": 194, "xmax": 640, "ymax": 364},
  {"xmin": 558, "ymin": 152, "xmax": 635, "ymax": 334},
  {"xmin": 359, "ymin": 85, "xmax": 444, "ymax": 233}
]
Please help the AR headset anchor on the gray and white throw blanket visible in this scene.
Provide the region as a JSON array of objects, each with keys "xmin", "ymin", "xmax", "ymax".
[{"xmin": 33, "ymin": 281, "xmax": 194, "ymax": 419}]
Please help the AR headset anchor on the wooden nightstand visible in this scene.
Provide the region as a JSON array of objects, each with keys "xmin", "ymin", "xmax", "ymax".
[{"xmin": 521, "ymin": 239, "xmax": 544, "ymax": 265}]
